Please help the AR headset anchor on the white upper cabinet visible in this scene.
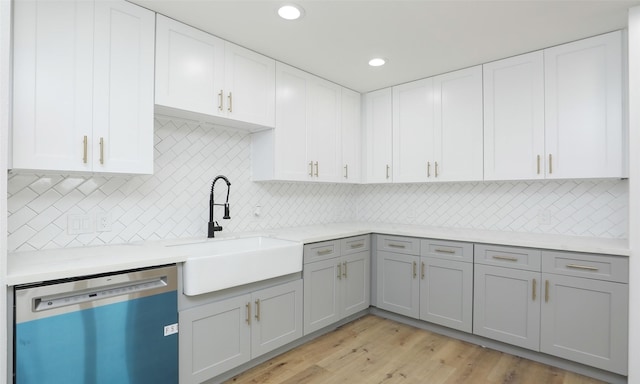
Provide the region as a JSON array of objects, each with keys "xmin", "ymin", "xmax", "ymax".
[
  {"xmin": 392, "ymin": 79, "xmax": 435, "ymax": 183},
  {"xmin": 363, "ymin": 88, "xmax": 393, "ymax": 183},
  {"xmin": 308, "ymin": 79, "xmax": 342, "ymax": 182},
  {"xmin": 155, "ymin": 15, "xmax": 275, "ymax": 130},
  {"xmin": 12, "ymin": 0, "xmax": 155, "ymax": 174},
  {"xmin": 483, "ymin": 51, "xmax": 545, "ymax": 181},
  {"xmin": 341, "ymin": 89, "xmax": 362, "ymax": 183},
  {"xmin": 544, "ymin": 31, "xmax": 623, "ymax": 179},
  {"xmin": 433, "ymin": 65, "xmax": 484, "ymax": 182}
]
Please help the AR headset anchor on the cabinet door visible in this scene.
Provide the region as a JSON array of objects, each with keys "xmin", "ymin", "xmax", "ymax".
[
  {"xmin": 12, "ymin": 0, "xmax": 94, "ymax": 172},
  {"xmin": 392, "ymin": 78, "xmax": 435, "ymax": 182},
  {"xmin": 376, "ymin": 251, "xmax": 420, "ymax": 318},
  {"xmin": 155, "ymin": 15, "xmax": 225, "ymax": 117},
  {"xmin": 303, "ymin": 259, "xmax": 340, "ymax": 335},
  {"xmin": 274, "ymin": 63, "xmax": 309, "ymax": 180},
  {"xmin": 224, "ymin": 42, "xmax": 275, "ymax": 127},
  {"xmin": 308, "ymin": 78, "xmax": 341, "ymax": 182},
  {"xmin": 179, "ymin": 294, "xmax": 251, "ymax": 384},
  {"xmin": 483, "ymin": 51, "xmax": 545, "ymax": 181},
  {"xmin": 251, "ymin": 279, "xmax": 303, "ymax": 358},
  {"xmin": 541, "ymin": 274, "xmax": 628, "ymax": 375},
  {"xmin": 341, "ymin": 88, "xmax": 362, "ymax": 182},
  {"xmin": 363, "ymin": 88, "xmax": 393, "ymax": 183},
  {"xmin": 341, "ymin": 251, "xmax": 371, "ymax": 318},
  {"xmin": 93, "ymin": 0, "xmax": 154, "ymax": 174},
  {"xmin": 433, "ymin": 66, "xmax": 483, "ymax": 181},
  {"xmin": 473, "ymin": 264, "xmax": 541, "ymax": 351},
  {"xmin": 544, "ymin": 31, "xmax": 623, "ymax": 179},
  {"xmin": 420, "ymin": 258, "xmax": 472, "ymax": 332}
]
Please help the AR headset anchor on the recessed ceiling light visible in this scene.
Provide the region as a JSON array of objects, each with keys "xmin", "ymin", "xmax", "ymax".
[
  {"xmin": 278, "ymin": 4, "xmax": 304, "ymax": 20},
  {"xmin": 368, "ymin": 58, "xmax": 386, "ymax": 67}
]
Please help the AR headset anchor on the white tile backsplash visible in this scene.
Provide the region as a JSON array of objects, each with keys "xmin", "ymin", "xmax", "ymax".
[{"xmin": 6, "ymin": 117, "xmax": 628, "ymax": 252}]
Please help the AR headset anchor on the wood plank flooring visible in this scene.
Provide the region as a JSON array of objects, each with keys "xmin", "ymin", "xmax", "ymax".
[{"xmin": 225, "ymin": 315, "xmax": 605, "ymax": 384}]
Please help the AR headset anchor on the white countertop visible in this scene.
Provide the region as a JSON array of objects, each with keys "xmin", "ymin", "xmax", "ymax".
[{"xmin": 6, "ymin": 222, "xmax": 630, "ymax": 286}]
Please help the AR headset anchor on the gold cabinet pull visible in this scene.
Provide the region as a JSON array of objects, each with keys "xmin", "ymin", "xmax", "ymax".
[
  {"xmin": 545, "ymin": 280, "xmax": 549, "ymax": 303},
  {"xmin": 350, "ymin": 243, "xmax": 364, "ymax": 249},
  {"xmin": 435, "ymin": 161, "xmax": 439, "ymax": 178},
  {"xmin": 255, "ymin": 299, "xmax": 261, "ymax": 321},
  {"xmin": 388, "ymin": 243, "xmax": 406, "ymax": 249},
  {"xmin": 492, "ymin": 255, "xmax": 518, "ymax": 262},
  {"xmin": 549, "ymin": 154, "xmax": 553, "ymax": 174},
  {"xmin": 386, "ymin": 164, "xmax": 390, "ymax": 179},
  {"xmin": 309, "ymin": 161, "xmax": 313, "ymax": 177},
  {"xmin": 82, "ymin": 136, "xmax": 88, "ymax": 163},
  {"xmin": 314, "ymin": 161, "xmax": 319, "ymax": 177},
  {"xmin": 246, "ymin": 302, "xmax": 251, "ymax": 325},
  {"xmin": 344, "ymin": 164, "xmax": 348, "ymax": 179},
  {"xmin": 566, "ymin": 264, "xmax": 599, "ymax": 271},
  {"xmin": 537, "ymin": 155, "xmax": 541, "ymax": 175},
  {"xmin": 421, "ymin": 261, "xmax": 425, "ymax": 280},
  {"xmin": 227, "ymin": 92, "xmax": 232, "ymax": 112},
  {"xmin": 337, "ymin": 262, "xmax": 342, "ymax": 279},
  {"xmin": 99, "ymin": 137, "xmax": 104, "ymax": 165},
  {"xmin": 342, "ymin": 261, "xmax": 347, "ymax": 279},
  {"xmin": 434, "ymin": 248, "xmax": 455, "ymax": 254},
  {"xmin": 427, "ymin": 161, "xmax": 431, "ymax": 177},
  {"xmin": 532, "ymin": 279, "xmax": 537, "ymax": 301},
  {"xmin": 412, "ymin": 261, "xmax": 417, "ymax": 279},
  {"xmin": 218, "ymin": 90, "xmax": 223, "ymax": 111},
  {"xmin": 317, "ymin": 249, "xmax": 332, "ymax": 256}
]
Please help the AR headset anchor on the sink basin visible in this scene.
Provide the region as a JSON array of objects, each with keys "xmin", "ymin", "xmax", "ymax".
[{"xmin": 169, "ymin": 236, "xmax": 303, "ymax": 296}]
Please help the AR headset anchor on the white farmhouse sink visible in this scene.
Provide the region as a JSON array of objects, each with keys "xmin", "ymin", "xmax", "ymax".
[{"xmin": 169, "ymin": 236, "xmax": 303, "ymax": 296}]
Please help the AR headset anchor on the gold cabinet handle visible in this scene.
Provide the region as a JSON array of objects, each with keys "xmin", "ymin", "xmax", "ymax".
[
  {"xmin": 386, "ymin": 164, "xmax": 390, "ymax": 179},
  {"xmin": 421, "ymin": 261, "xmax": 425, "ymax": 280},
  {"xmin": 317, "ymin": 249, "xmax": 332, "ymax": 256},
  {"xmin": 342, "ymin": 261, "xmax": 347, "ymax": 279},
  {"xmin": 388, "ymin": 243, "xmax": 406, "ymax": 249},
  {"xmin": 82, "ymin": 135, "xmax": 88, "ymax": 163},
  {"xmin": 492, "ymin": 255, "xmax": 518, "ymax": 262},
  {"xmin": 412, "ymin": 261, "xmax": 417, "ymax": 279},
  {"xmin": 254, "ymin": 299, "xmax": 261, "ymax": 321},
  {"xmin": 532, "ymin": 279, "xmax": 537, "ymax": 301},
  {"xmin": 337, "ymin": 262, "xmax": 342, "ymax": 279},
  {"xmin": 314, "ymin": 161, "xmax": 319, "ymax": 177},
  {"xmin": 537, "ymin": 155, "xmax": 541, "ymax": 175},
  {"xmin": 344, "ymin": 165, "xmax": 348, "ymax": 179},
  {"xmin": 246, "ymin": 302, "xmax": 251, "ymax": 325},
  {"xmin": 434, "ymin": 248, "xmax": 455, "ymax": 254},
  {"xmin": 566, "ymin": 264, "xmax": 599, "ymax": 271},
  {"xmin": 545, "ymin": 280, "xmax": 549, "ymax": 303},
  {"xmin": 549, "ymin": 154, "xmax": 553, "ymax": 174},
  {"xmin": 427, "ymin": 161, "xmax": 431, "ymax": 178},
  {"xmin": 350, "ymin": 243, "xmax": 364, "ymax": 249},
  {"xmin": 99, "ymin": 137, "xmax": 104, "ymax": 165},
  {"xmin": 309, "ymin": 161, "xmax": 313, "ymax": 177},
  {"xmin": 218, "ymin": 90, "xmax": 223, "ymax": 111},
  {"xmin": 227, "ymin": 92, "xmax": 232, "ymax": 112},
  {"xmin": 435, "ymin": 161, "xmax": 439, "ymax": 178}
]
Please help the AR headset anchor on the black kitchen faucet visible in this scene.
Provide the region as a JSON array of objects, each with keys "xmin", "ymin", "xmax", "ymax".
[{"xmin": 208, "ymin": 175, "xmax": 231, "ymax": 238}]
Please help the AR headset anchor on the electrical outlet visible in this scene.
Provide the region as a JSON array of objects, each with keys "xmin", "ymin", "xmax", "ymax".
[
  {"xmin": 538, "ymin": 209, "xmax": 551, "ymax": 225},
  {"xmin": 96, "ymin": 212, "xmax": 112, "ymax": 232},
  {"xmin": 164, "ymin": 323, "xmax": 178, "ymax": 336},
  {"xmin": 67, "ymin": 214, "xmax": 94, "ymax": 235}
]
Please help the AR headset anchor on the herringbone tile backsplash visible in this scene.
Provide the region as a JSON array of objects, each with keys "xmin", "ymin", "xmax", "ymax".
[{"xmin": 6, "ymin": 118, "xmax": 628, "ymax": 252}]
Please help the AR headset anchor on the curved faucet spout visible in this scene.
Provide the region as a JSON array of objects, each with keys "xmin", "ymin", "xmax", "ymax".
[{"xmin": 208, "ymin": 175, "xmax": 231, "ymax": 238}]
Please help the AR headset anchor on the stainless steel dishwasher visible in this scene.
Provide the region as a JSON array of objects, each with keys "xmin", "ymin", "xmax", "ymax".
[{"xmin": 13, "ymin": 265, "xmax": 178, "ymax": 384}]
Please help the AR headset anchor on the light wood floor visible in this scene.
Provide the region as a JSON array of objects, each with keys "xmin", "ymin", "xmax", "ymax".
[{"xmin": 225, "ymin": 315, "xmax": 605, "ymax": 384}]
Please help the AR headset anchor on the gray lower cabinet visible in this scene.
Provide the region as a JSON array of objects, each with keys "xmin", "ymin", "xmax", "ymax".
[
  {"xmin": 179, "ymin": 279, "xmax": 303, "ymax": 383},
  {"xmin": 376, "ymin": 250, "xmax": 420, "ymax": 318},
  {"xmin": 303, "ymin": 236, "xmax": 370, "ymax": 335}
]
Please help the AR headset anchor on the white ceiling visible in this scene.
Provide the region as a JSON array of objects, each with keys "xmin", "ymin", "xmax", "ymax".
[{"xmin": 130, "ymin": 0, "xmax": 640, "ymax": 93}]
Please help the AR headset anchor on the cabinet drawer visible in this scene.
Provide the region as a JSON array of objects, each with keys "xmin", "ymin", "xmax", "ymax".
[
  {"xmin": 542, "ymin": 250, "xmax": 628, "ymax": 283},
  {"xmin": 421, "ymin": 239, "xmax": 472, "ymax": 262},
  {"xmin": 304, "ymin": 240, "xmax": 340, "ymax": 263},
  {"xmin": 474, "ymin": 244, "xmax": 541, "ymax": 271},
  {"xmin": 376, "ymin": 235, "xmax": 420, "ymax": 255},
  {"xmin": 341, "ymin": 235, "xmax": 370, "ymax": 255}
]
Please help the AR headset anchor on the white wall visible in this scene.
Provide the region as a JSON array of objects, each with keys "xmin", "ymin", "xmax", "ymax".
[{"xmin": 626, "ymin": 7, "xmax": 639, "ymax": 384}]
